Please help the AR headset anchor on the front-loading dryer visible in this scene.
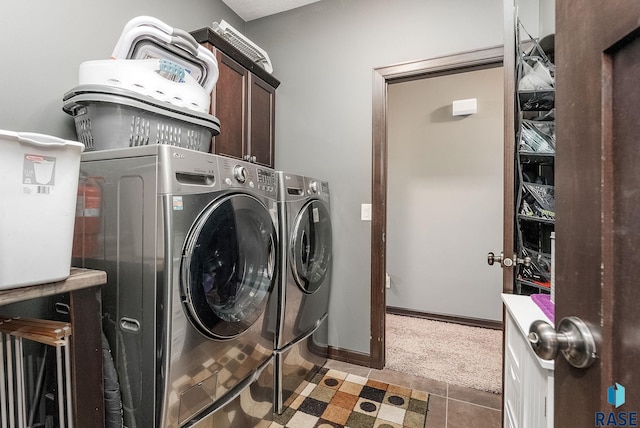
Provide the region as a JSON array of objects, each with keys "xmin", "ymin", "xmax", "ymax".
[
  {"xmin": 74, "ymin": 145, "xmax": 279, "ymax": 427},
  {"xmin": 274, "ymin": 172, "xmax": 332, "ymax": 414}
]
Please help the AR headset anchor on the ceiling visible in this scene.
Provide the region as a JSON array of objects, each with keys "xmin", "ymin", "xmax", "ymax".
[{"xmin": 221, "ymin": 0, "xmax": 322, "ymax": 21}]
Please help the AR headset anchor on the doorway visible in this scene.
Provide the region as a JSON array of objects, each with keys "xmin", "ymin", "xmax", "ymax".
[
  {"xmin": 369, "ymin": 46, "xmax": 510, "ymax": 370},
  {"xmin": 386, "ymin": 66, "xmax": 504, "ymax": 320},
  {"xmin": 382, "ymin": 65, "xmax": 504, "ymax": 392}
]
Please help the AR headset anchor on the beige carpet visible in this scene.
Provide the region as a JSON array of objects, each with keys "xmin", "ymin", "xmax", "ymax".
[{"xmin": 385, "ymin": 314, "xmax": 502, "ymax": 394}]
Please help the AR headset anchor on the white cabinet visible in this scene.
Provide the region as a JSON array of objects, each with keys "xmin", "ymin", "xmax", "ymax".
[{"xmin": 503, "ymin": 294, "xmax": 554, "ymax": 428}]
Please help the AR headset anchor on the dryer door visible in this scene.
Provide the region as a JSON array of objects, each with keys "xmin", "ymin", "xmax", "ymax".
[
  {"xmin": 290, "ymin": 200, "xmax": 332, "ymax": 294},
  {"xmin": 181, "ymin": 194, "xmax": 277, "ymax": 339}
]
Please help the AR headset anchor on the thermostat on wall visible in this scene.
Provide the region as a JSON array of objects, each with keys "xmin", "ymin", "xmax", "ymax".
[{"xmin": 452, "ymin": 98, "xmax": 477, "ymax": 116}]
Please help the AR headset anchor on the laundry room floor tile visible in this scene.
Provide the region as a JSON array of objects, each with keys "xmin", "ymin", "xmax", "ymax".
[{"xmin": 270, "ymin": 368, "xmax": 430, "ymax": 428}]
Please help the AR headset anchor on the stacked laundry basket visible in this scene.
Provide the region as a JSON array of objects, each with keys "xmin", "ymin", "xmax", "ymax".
[{"xmin": 63, "ymin": 16, "xmax": 220, "ymax": 153}]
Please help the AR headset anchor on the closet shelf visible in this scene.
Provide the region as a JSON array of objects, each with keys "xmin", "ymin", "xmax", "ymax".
[
  {"xmin": 518, "ymin": 214, "xmax": 555, "ymax": 225},
  {"xmin": 518, "ymin": 151, "xmax": 555, "ymax": 158},
  {"xmin": 516, "ymin": 278, "xmax": 551, "ymax": 292},
  {"xmin": 518, "ymin": 89, "xmax": 555, "ymax": 111}
]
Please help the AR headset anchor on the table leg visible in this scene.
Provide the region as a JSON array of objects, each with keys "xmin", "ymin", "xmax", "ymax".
[{"xmin": 69, "ymin": 285, "xmax": 104, "ymax": 428}]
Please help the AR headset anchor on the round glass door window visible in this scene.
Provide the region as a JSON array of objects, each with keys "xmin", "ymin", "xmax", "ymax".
[
  {"xmin": 182, "ymin": 194, "xmax": 277, "ymax": 339},
  {"xmin": 290, "ymin": 200, "xmax": 332, "ymax": 294}
]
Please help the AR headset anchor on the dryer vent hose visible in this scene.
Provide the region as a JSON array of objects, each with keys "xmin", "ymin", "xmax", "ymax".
[{"xmin": 102, "ymin": 331, "xmax": 124, "ymax": 428}]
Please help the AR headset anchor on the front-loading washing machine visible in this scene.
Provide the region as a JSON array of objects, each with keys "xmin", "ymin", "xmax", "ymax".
[
  {"xmin": 274, "ymin": 172, "xmax": 332, "ymax": 414},
  {"xmin": 74, "ymin": 145, "xmax": 279, "ymax": 427}
]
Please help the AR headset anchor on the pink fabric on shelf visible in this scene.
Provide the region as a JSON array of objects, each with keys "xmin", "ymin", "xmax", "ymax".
[{"xmin": 530, "ymin": 293, "xmax": 555, "ymax": 323}]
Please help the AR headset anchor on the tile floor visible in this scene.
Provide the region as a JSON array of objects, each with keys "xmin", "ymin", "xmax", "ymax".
[{"xmin": 317, "ymin": 359, "xmax": 502, "ymax": 428}]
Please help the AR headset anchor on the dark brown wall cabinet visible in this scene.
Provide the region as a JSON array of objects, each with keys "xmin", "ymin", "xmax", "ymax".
[{"xmin": 192, "ymin": 28, "xmax": 280, "ymax": 168}]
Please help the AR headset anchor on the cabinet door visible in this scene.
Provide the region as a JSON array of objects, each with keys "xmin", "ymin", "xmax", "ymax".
[
  {"xmin": 248, "ymin": 74, "xmax": 275, "ymax": 168},
  {"xmin": 212, "ymin": 51, "xmax": 247, "ymax": 160},
  {"xmin": 504, "ymin": 308, "xmax": 553, "ymax": 428},
  {"xmin": 504, "ymin": 312, "xmax": 524, "ymax": 428}
]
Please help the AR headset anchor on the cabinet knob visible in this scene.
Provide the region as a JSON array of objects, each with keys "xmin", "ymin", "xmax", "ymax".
[{"xmin": 528, "ymin": 317, "xmax": 597, "ymax": 369}]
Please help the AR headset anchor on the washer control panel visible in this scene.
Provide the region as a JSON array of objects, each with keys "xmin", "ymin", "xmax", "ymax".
[
  {"xmin": 256, "ymin": 168, "xmax": 276, "ymax": 193},
  {"xmin": 218, "ymin": 157, "xmax": 276, "ymax": 197},
  {"xmin": 233, "ymin": 165, "xmax": 247, "ymax": 183}
]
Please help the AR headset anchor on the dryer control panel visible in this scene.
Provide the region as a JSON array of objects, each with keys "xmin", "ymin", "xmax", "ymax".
[
  {"xmin": 278, "ymin": 172, "xmax": 330, "ymax": 204},
  {"xmin": 306, "ymin": 178, "xmax": 330, "ymax": 202}
]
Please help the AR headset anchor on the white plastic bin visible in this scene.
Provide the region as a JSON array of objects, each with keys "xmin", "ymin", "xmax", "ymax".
[{"xmin": 0, "ymin": 129, "xmax": 84, "ymax": 289}]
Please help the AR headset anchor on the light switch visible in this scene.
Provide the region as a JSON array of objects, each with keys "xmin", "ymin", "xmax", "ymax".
[{"xmin": 361, "ymin": 203, "xmax": 372, "ymax": 221}]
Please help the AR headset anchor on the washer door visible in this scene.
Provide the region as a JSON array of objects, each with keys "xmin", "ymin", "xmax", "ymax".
[
  {"xmin": 290, "ymin": 200, "xmax": 332, "ymax": 294},
  {"xmin": 182, "ymin": 194, "xmax": 277, "ymax": 339}
]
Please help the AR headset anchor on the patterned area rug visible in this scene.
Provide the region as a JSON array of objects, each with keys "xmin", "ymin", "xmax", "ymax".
[{"xmin": 270, "ymin": 367, "xmax": 430, "ymax": 428}]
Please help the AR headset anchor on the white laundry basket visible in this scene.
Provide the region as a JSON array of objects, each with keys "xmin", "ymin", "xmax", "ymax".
[{"xmin": 0, "ymin": 129, "xmax": 84, "ymax": 289}]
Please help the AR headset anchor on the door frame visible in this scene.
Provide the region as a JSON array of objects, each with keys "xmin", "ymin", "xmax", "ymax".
[{"xmin": 370, "ymin": 45, "xmax": 510, "ymax": 369}]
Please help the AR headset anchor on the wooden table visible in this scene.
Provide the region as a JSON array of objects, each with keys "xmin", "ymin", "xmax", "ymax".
[{"xmin": 0, "ymin": 267, "xmax": 107, "ymax": 428}]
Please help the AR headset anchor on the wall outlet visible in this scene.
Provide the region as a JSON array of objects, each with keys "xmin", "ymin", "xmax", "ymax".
[{"xmin": 361, "ymin": 203, "xmax": 372, "ymax": 221}]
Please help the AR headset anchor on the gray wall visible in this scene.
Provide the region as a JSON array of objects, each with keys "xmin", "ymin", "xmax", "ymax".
[
  {"xmin": 247, "ymin": 0, "xmax": 505, "ymax": 353},
  {"xmin": 538, "ymin": 0, "xmax": 556, "ymax": 37},
  {"xmin": 515, "ymin": 0, "xmax": 555, "ymax": 38},
  {"xmin": 386, "ymin": 67, "xmax": 504, "ymax": 322},
  {"xmin": 516, "ymin": 0, "xmax": 540, "ymax": 38},
  {"xmin": 0, "ymin": 0, "xmax": 244, "ymax": 139}
]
